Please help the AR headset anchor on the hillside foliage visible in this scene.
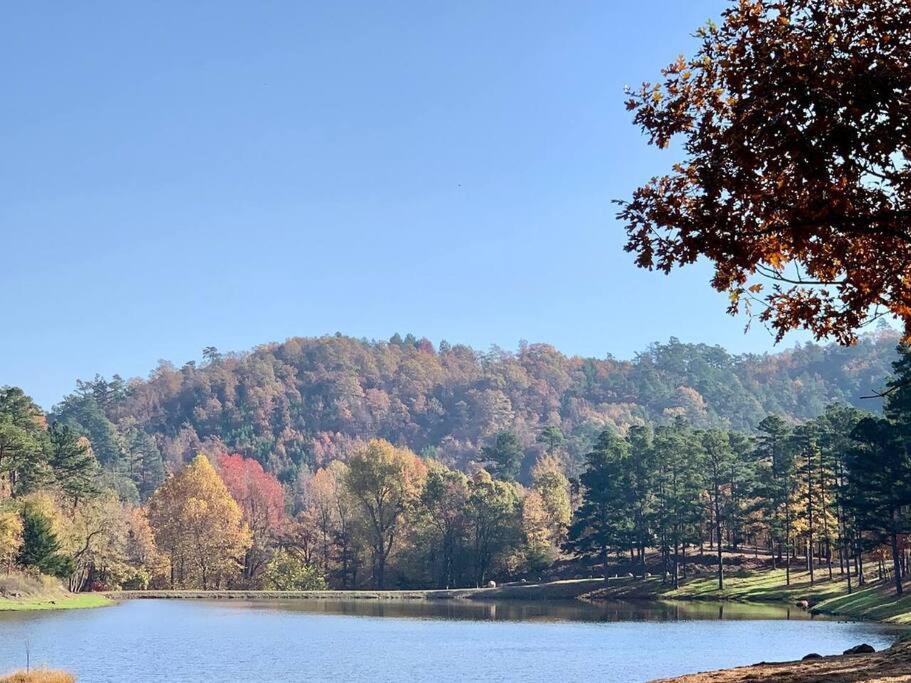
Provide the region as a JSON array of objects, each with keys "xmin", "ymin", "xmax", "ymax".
[{"xmin": 51, "ymin": 331, "xmax": 898, "ymax": 492}]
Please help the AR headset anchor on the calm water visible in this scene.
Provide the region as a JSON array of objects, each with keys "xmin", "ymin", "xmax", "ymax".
[{"xmin": 0, "ymin": 598, "xmax": 898, "ymax": 682}]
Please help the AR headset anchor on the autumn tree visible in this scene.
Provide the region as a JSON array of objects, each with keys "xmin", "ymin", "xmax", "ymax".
[
  {"xmin": 306, "ymin": 460, "xmax": 359, "ymax": 587},
  {"xmin": 419, "ymin": 462, "xmax": 470, "ymax": 588},
  {"xmin": 217, "ymin": 453, "xmax": 285, "ymax": 586},
  {"xmin": 61, "ymin": 493, "xmax": 131, "ymax": 592},
  {"xmin": 147, "ymin": 454, "xmax": 252, "ymax": 589},
  {"xmin": 521, "ymin": 490, "xmax": 554, "ymax": 570},
  {"xmin": 619, "ymin": 0, "xmax": 911, "ymax": 342},
  {"xmin": 345, "ymin": 440, "xmax": 427, "ymax": 589},
  {"xmin": 123, "ymin": 507, "xmax": 167, "ymax": 589},
  {"xmin": 465, "ymin": 470, "xmax": 521, "ymax": 586},
  {"xmin": 0, "ymin": 508, "xmax": 23, "ymax": 572},
  {"xmin": 530, "ymin": 455, "xmax": 571, "ymax": 548}
]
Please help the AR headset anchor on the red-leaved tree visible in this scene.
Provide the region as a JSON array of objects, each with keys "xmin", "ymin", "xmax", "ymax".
[{"xmin": 217, "ymin": 453, "xmax": 286, "ymax": 585}]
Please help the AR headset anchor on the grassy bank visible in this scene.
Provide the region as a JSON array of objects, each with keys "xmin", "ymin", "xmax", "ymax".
[
  {"xmin": 586, "ymin": 567, "xmax": 911, "ymax": 625},
  {"xmin": 0, "ymin": 573, "xmax": 111, "ymax": 612},
  {"xmin": 0, "ymin": 593, "xmax": 110, "ymax": 612}
]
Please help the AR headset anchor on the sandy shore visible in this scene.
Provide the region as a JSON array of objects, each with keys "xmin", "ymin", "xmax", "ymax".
[{"xmin": 655, "ymin": 639, "xmax": 911, "ymax": 682}]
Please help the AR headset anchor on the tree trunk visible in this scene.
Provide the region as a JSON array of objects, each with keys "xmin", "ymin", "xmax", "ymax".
[
  {"xmin": 673, "ymin": 539, "xmax": 679, "ymax": 589},
  {"xmin": 806, "ymin": 449, "xmax": 814, "ymax": 584},
  {"xmin": 715, "ymin": 496, "xmax": 724, "ymax": 590}
]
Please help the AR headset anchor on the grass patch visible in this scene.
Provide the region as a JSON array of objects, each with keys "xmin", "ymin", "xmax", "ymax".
[
  {"xmin": 813, "ymin": 585, "xmax": 911, "ymax": 624},
  {"xmin": 0, "ymin": 571, "xmax": 112, "ymax": 612},
  {"xmin": 660, "ymin": 568, "xmax": 850, "ymax": 605},
  {"xmin": 0, "ymin": 592, "xmax": 110, "ymax": 612},
  {"xmin": 586, "ymin": 566, "xmax": 911, "ymax": 625}
]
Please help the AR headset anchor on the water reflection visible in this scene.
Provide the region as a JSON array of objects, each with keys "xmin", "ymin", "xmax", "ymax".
[
  {"xmin": 221, "ymin": 597, "xmax": 811, "ymax": 623},
  {"xmin": 0, "ymin": 599, "xmax": 898, "ymax": 683}
]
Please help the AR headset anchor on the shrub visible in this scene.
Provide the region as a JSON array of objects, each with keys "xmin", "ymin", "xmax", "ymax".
[{"xmin": 262, "ymin": 550, "xmax": 327, "ymax": 591}]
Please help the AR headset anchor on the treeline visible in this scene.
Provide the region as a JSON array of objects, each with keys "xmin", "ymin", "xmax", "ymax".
[
  {"xmin": 0, "ymin": 387, "xmax": 571, "ymax": 590},
  {"xmin": 50, "ymin": 331, "xmax": 896, "ymax": 498},
  {"xmin": 568, "ymin": 346, "xmax": 911, "ymax": 595},
  {"xmin": 3, "ymin": 335, "xmax": 909, "ymax": 594}
]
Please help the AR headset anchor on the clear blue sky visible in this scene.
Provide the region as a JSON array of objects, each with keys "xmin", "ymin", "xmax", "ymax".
[{"xmin": 2, "ymin": 0, "xmax": 809, "ymax": 408}]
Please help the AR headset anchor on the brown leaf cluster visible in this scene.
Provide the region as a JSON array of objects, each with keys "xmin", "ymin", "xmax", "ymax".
[{"xmin": 619, "ymin": 0, "xmax": 911, "ymax": 344}]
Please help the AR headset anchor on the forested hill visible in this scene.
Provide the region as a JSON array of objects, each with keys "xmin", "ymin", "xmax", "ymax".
[{"xmin": 54, "ymin": 331, "xmax": 899, "ymax": 490}]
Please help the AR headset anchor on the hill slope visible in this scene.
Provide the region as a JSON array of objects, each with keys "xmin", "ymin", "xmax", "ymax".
[{"xmin": 52, "ymin": 331, "xmax": 898, "ymax": 490}]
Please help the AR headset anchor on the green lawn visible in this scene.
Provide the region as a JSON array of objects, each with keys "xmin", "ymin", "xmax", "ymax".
[
  {"xmin": 586, "ymin": 566, "xmax": 911, "ymax": 625},
  {"xmin": 661, "ymin": 568, "xmax": 850, "ymax": 604},
  {"xmin": 0, "ymin": 593, "xmax": 111, "ymax": 612},
  {"xmin": 813, "ymin": 585, "xmax": 911, "ymax": 624}
]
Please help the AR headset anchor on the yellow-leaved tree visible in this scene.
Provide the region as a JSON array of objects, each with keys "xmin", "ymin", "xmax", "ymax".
[
  {"xmin": 147, "ymin": 454, "xmax": 252, "ymax": 589},
  {"xmin": 530, "ymin": 455, "xmax": 572, "ymax": 545},
  {"xmin": 345, "ymin": 439, "xmax": 427, "ymax": 589},
  {"xmin": 0, "ymin": 507, "xmax": 23, "ymax": 573}
]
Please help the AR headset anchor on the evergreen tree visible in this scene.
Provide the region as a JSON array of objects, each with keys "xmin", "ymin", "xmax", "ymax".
[
  {"xmin": 565, "ymin": 430, "xmax": 632, "ymax": 580},
  {"xmin": 536, "ymin": 425, "xmax": 565, "ymax": 456},
  {"xmin": 844, "ymin": 345, "xmax": 911, "ymax": 595},
  {"xmin": 626, "ymin": 425, "xmax": 655, "ymax": 576},
  {"xmin": 17, "ymin": 505, "xmax": 72, "ymax": 578},
  {"xmin": 480, "ymin": 431, "xmax": 524, "ymax": 482},
  {"xmin": 700, "ymin": 429, "xmax": 735, "ymax": 589},
  {"xmin": 0, "ymin": 387, "xmax": 51, "ymax": 495},
  {"xmin": 652, "ymin": 419, "xmax": 703, "ymax": 587},
  {"xmin": 48, "ymin": 423, "xmax": 100, "ymax": 507},
  {"xmin": 845, "ymin": 416, "xmax": 911, "ymax": 595},
  {"xmin": 754, "ymin": 415, "xmax": 796, "ymax": 582},
  {"xmin": 816, "ymin": 403, "xmax": 867, "ymax": 591}
]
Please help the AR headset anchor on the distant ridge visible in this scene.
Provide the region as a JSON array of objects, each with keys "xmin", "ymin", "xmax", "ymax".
[{"xmin": 53, "ymin": 330, "xmax": 899, "ymax": 482}]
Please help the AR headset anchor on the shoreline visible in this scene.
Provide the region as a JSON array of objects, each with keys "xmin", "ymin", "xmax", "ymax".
[
  {"xmin": 105, "ymin": 578, "xmax": 607, "ymax": 603},
  {"xmin": 652, "ymin": 638, "xmax": 911, "ymax": 682},
  {"xmin": 0, "ymin": 593, "xmax": 111, "ymax": 612}
]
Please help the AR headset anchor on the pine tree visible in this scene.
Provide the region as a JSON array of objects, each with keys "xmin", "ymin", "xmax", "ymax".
[
  {"xmin": 700, "ymin": 429, "xmax": 735, "ymax": 589},
  {"xmin": 845, "ymin": 416, "xmax": 911, "ymax": 595},
  {"xmin": 844, "ymin": 345, "xmax": 911, "ymax": 595},
  {"xmin": 48, "ymin": 423, "xmax": 100, "ymax": 508},
  {"xmin": 755, "ymin": 415, "xmax": 796, "ymax": 583},
  {"xmin": 565, "ymin": 430, "xmax": 632, "ymax": 580},
  {"xmin": 17, "ymin": 505, "xmax": 72, "ymax": 578},
  {"xmin": 480, "ymin": 431, "xmax": 524, "ymax": 482},
  {"xmin": 652, "ymin": 419, "xmax": 703, "ymax": 587}
]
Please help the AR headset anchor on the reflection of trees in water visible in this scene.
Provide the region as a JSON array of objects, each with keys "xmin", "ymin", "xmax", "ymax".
[{"xmin": 235, "ymin": 598, "xmax": 816, "ymax": 624}]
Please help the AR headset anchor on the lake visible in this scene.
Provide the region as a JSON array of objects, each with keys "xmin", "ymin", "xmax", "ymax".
[{"xmin": 0, "ymin": 598, "xmax": 898, "ymax": 682}]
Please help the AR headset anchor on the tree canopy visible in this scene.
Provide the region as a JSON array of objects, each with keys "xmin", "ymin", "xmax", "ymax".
[{"xmin": 619, "ymin": 0, "xmax": 911, "ymax": 343}]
